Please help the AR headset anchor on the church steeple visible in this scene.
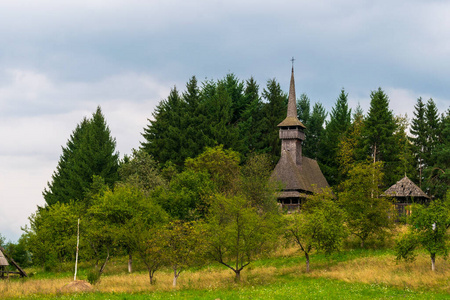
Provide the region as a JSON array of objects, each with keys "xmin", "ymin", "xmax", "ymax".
[
  {"xmin": 277, "ymin": 64, "xmax": 305, "ymax": 167},
  {"xmin": 287, "ymin": 66, "xmax": 297, "ymax": 119},
  {"xmin": 278, "ymin": 66, "xmax": 306, "ymax": 128}
]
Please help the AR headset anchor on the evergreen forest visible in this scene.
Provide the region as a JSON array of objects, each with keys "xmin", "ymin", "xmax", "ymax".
[{"xmin": 1, "ymin": 73, "xmax": 450, "ymax": 295}]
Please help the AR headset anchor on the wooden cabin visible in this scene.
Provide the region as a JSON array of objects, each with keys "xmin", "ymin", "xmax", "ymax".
[
  {"xmin": 382, "ymin": 176, "xmax": 430, "ymax": 216},
  {"xmin": 0, "ymin": 248, "xmax": 9, "ymax": 278}
]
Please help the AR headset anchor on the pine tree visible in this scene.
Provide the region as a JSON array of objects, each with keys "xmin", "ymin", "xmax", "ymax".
[
  {"xmin": 202, "ymin": 81, "xmax": 240, "ymax": 151},
  {"xmin": 238, "ymin": 77, "xmax": 264, "ymax": 157},
  {"xmin": 295, "ymin": 94, "xmax": 327, "ymax": 159},
  {"xmin": 221, "ymin": 73, "xmax": 246, "ymax": 125},
  {"xmin": 297, "ymin": 93, "xmax": 310, "ymax": 126},
  {"xmin": 181, "ymin": 76, "xmax": 208, "ymax": 162},
  {"xmin": 337, "ymin": 105, "xmax": 365, "ymax": 181},
  {"xmin": 362, "ymin": 88, "xmax": 398, "ymax": 185},
  {"xmin": 260, "ymin": 78, "xmax": 288, "ymax": 164},
  {"xmin": 424, "ymin": 98, "xmax": 440, "ymax": 167},
  {"xmin": 43, "ymin": 107, "xmax": 119, "ymax": 206},
  {"xmin": 410, "ymin": 98, "xmax": 427, "ymax": 186},
  {"xmin": 141, "ymin": 87, "xmax": 185, "ymax": 167},
  {"xmin": 304, "ymin": 102, "xmax": 327, "ymax": 159},
  {"xmin": 321, "ymin": 89, "xmax": 352, "ymax": 186},
  {"xmin": 427, "ymin": 109, "xmax": 450, "ymax": 198}
]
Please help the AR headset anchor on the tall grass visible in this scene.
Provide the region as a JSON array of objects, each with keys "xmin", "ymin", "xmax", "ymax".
[{"xmin": 1, "ymin": 246, "xmax": 450, "ymax": 299}]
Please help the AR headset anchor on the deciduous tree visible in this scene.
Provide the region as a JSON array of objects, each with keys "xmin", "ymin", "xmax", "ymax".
[
  {"xmin": 287, "ymin": 188, "xmax": 346, "ymax": 272},
  {"xmin": 338, "ymin": 161, "xmax": 393, "ymax": 247},
  {"xmin": 395, "ymin": 192, "xmax": 450, "ymax": 271},
  {"xmin": 206, "ymin": 193, "xmax": 281, "ymax": 281}
]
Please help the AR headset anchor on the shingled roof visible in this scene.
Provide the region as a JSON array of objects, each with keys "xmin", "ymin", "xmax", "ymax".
[
  {"xmin": 383, "ymin": 176, "xmax": 430, "ymax": 199},
  {"xmin": 272, "ymin": 150, "xmax": 329, "ymax": 194},
  {"xmin": 277, "ymin": 67, "xmax": 306, "ymax": 129}
]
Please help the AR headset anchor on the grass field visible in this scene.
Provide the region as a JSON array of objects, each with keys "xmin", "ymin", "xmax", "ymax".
[{"xmin": 2, "ymin": 248, "xmax": 450, "ymax": 299}]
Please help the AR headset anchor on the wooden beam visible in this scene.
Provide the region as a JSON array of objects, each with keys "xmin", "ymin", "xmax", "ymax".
[{"xmin": 0, "ymin": 246, "xmax": 27, "ymax": 277}]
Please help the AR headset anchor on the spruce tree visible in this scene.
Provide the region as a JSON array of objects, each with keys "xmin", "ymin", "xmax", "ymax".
[
  {"xmin": 238, "ymin": 77, "xmax": 264, "ymax": 157},
  {"xmin": 297, "ymin": 93, "xmax": 310, "ymax": 126},
  {"xmin": 362, "ymin": 88, "xmax": 398, "ymax": 185},
  {"xmin": 427, "ymin": 109, "xmax": 450, "ymax": 198},
  {"xmin": 424, "ymin": 98, "xmax": 440, "ymax": 167},
  {"xmin": 181, "ymin": 76, "xmax": 208, "ymax": 162},
  {"xmin": 410, "ymin": 97, "xmax": 427, "ymax": 186},
  {"xmin": 260, "ymin": 78, "xmax": 288, "ymax": 164},
  {"xmin": 304, "ymin": 103, "xmax": 327, "ymax": 159},
  {"xmin": 43, "ymin": 107, "xmax": 119, "ymax": 206},
  {"xmin": 202, "ymin": 81, "xmax": 240, "ymax": 151},
  {"xmin": 141, "ymin": 87, "xmax": 185, "ymax": 167},
  {"xmin": 321, "ymin": 89, "xmax": 352, "ymax": 186}
]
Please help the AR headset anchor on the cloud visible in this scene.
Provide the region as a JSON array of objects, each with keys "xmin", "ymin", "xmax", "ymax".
[{"xmin": 0, "ymin": 69, "xmax": 171, "ymax": 241}]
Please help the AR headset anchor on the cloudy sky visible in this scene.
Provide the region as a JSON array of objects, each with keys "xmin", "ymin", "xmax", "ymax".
[{"xmin": 1, "ymin": 0, "xmax": 449, "ymax": 242}]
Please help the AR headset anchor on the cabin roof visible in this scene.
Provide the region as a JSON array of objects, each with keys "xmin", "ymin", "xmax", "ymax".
[
  {"xmin": 0, "ymin": 249, "xmax": 9, "ymax": 266},
  {"xmin": 382, "ymin": 176, "xmax": 430, "ymax": 199}
]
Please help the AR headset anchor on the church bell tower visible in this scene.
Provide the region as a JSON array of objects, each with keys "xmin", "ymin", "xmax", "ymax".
[{"xmin": 277, "ymin": 66, "xmax": 306, "ymax": 168}]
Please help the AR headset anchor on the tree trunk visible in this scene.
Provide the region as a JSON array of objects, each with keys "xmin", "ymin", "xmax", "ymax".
[
  {"xmin": 173, "ymin": 265, "xmax": 178, "ymax": 287},
  {"xmin": 305, "ymin": 252, "xmax": 310, "ymax": 273},
  {"xmin": 128, "ymin": 253, "xmax": 133, "ymax": 273},
  {"xmin": 148, "ymin": 268, "xmax": 154, "ymax": 285},
  {"xmin": 234, "ymin": 270, "xmax": 241, "ymax": 282},
  {"xmin": 431, "ymin": 253, "xmax": 436, "ymax": 272},
  {"xmin": 99, "ymin": 249, "xmax": 110, "ymax": 276}
]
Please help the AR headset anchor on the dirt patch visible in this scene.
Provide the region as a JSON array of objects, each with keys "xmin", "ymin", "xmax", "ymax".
[{"xmin": 58, "ymin": 280, "xmax": 93, "ymax": 293}]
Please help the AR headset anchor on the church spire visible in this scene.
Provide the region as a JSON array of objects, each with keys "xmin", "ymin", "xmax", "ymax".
[
  {"xmin": 287, "ymin": 66, "xmax": 297, "ymax": 119},
  {"xmin": 277, "ymin": 62, "xmax": 306, "ymax": 128}
]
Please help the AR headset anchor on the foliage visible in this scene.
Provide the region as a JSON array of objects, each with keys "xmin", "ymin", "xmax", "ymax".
[
  {"xmin": 160, "ymin": 220, "xmax": 207, "ymax": 287},
  {"xmin": 337, "ymin": 105, "xmax": 365, "ymax": 181},
  {"xmin": 338, "ymin": 161, "xmax": 393, "ymax": 247},
  {"xmin": 118, "ymin": 148, "xmax": 166, "ymax": 193},
  {"xmin": 410, "ymin": 97, "xmax": 428, "ymax": 186},
  {"xmin": 86, "ymin": 184, "xmax": 168, "ymax": 278},
  {"xmin": 86, "ymin": 269, "xmax": 101, "ymax": 285},
  {"xmin": 426, "ymin": 109, "xmax": 450, "ymax": 198},
  {"xmin": 43, "ymin": 107, "xmax": 119, "ymax": 206},
  {"xmin": 238, "ymin": 77, "xmax": 265, "ymax": 157},
  {"xmin": 25, "ymin": 202, "xmax": 80, "ymax": 269},
  {"xmin": 206, "ymin": 193, "xmax": 281, "ymax": 281},
  {"xmin": 185, "ymin": 145, "xmax": 240, "ymax": 193},
  {"xmin": 2, "ymin": 235, "xmax": 32, "ymax": 267},
  {"xmin": 362, "ymin": 88, "xmax": 398, "ymax": 185},
  {"xmin": 141, "ymin": 87, "xmax": 186, "ymax": 168},
  {"xmin": 153, "ymin": 170, "xmax": 215, "ymax": 221},
  {"xmin": 395, "ymin": 193, "xmax": 450, "ymax": 271},
  {"xmin": 392, "ymin": 114, "xmax": 415, "ymax": 179},
  {"xmin": 287, "ymin": 188, "xmax": 346, "ymax": 272},
  {"xmin": 260, "ymin": 78, "xmax": 287, "ymax": 164},
  {"xmin": 238, "ymin": 153, "xmax": 279, "ymax": 212},
  {"xmin": 320, "ymin": 89, "xmax": 352, "ymax": 186},
  {"xmin": 304, "ymin": 102, "xmax": 327, "ymax": 159}
]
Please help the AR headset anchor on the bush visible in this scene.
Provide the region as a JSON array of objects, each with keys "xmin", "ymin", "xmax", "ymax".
[{"xmin": 86, "ymin": 270, "xmax": 100, "ymax": 285}]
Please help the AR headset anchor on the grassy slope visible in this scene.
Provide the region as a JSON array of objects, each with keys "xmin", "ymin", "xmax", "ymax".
[{"xmin": 2, "ymin": 248, "xmax": 450, "ymax": 299}]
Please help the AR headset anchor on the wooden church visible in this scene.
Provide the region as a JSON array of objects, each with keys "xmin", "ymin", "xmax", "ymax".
[{"xmin": 271, "ymin": 66, "xmax": 329, "ymax": 210}]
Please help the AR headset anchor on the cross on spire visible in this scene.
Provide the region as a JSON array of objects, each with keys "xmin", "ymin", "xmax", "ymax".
[{"xmin": 291, "ymin": 57, "xmax": 295, "ymax": 68}]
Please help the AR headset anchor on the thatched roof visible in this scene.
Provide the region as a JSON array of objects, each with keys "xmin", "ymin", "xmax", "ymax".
[
  {"xmin": 383, "ymin": 176, "xmax": 429, "ymax": 199},
  {"xmin": 0, "ymin": 249, "xmax": 9, "ymax": 266},
  {"xmin": 272, "ymin": 150, "xmax": 329, "ymax": 194}
]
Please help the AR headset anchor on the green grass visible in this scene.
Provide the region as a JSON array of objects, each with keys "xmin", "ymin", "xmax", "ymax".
[{"xmin": 20, "ymin": 276, "xmax": 450, "ymax": 300}]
